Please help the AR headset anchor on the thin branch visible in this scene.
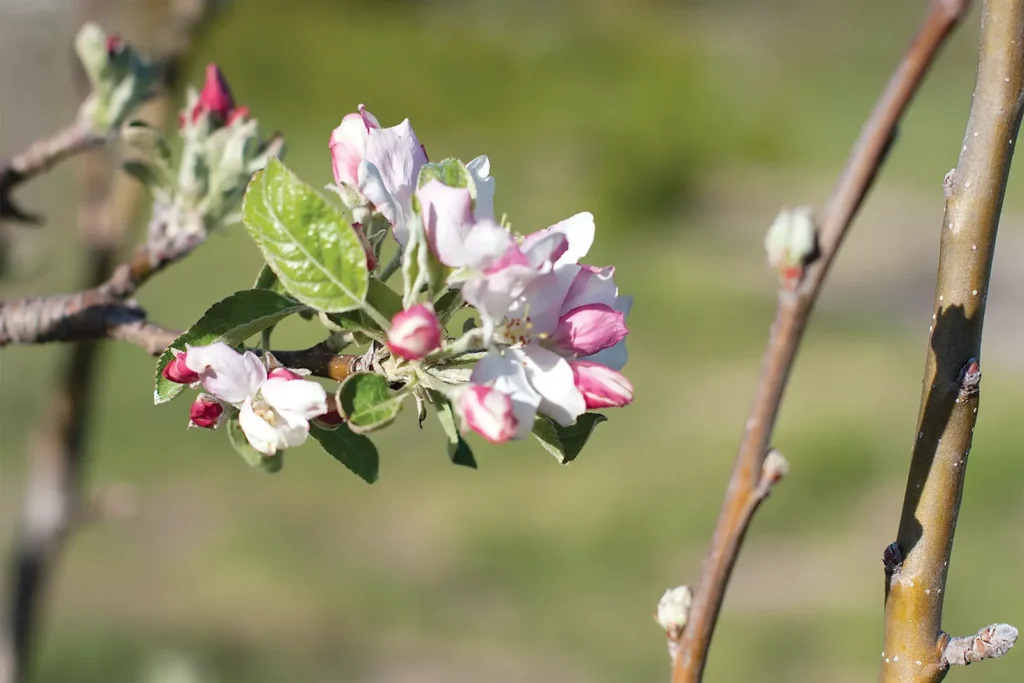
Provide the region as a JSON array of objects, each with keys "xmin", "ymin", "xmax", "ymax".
[
  {"xmin": 0, "ymin": 122, "xmax": 105, "ymax": 223},
  {"xmin": 0, "ymin": 3, "xmax": 221, "ymax": 682},
  {"xmin": 0, "ymin": 230, "xmax": 204, "ymax": 347},
  {"xmin": 669, "ymin": 1, "xmax": 972, "ymax": 680},
  {"xmin": 880, "ymin": 1, "xmax": 1024, "ymax": 680}
]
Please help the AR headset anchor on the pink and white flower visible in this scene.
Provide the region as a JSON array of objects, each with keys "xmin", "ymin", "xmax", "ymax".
[
  {"xmin": 458, "ymin": 382, "xmax": 518, "ymax": 444},
  {"xmin": 329, "ymin": 105, "xmax": 428, "ymax": 245},
  {"xmin": 387, "ymin": 303, "xmax": 443, "ymax": 360},
  {"xmin": 180, "ymin": 342, "xmax": 328, "ymax": 456},
  {"xmin": 569, "ymin": 360, "xmax": 633, "ymax": 409},
  {"xmin": 464, "ymin": 352, "xmax": 542, "ymax": 439}
]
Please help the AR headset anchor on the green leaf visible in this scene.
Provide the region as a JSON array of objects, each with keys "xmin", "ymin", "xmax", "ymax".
[
  {"xmin": 326, "ymin": 278, "xmax": 402, "ymax": 341},
  {"xmin": 154, "ymin": 289, "xmax": 308, "ymax": 404},
  {"xmin": 417, "ymin": 158, "xmax": 472, "ymax": 190},
  {"xmin": 309, "ymin": 424, "xmax": 379, "ymax": 483},
  {"xmin": 336, "ymin": 372, "xmax": 405, "ymax": 434},
  {"xmin": 242, "ymin": 157, "xmax": 369, "ymax": 313},
  {"xmin": 227, "ymin": 414, "xmax": 284, "ymax": 473},
  {"xmin": 428, "ymin": 390, "xmax": 477, "ymax": 469},
  {"xmin": 252, "ymin": 263, "xmax": 285, "ymax": 292},
  {"xmin": 433, "ymin": 288, "xmax": 465, "ymax": 326},
  {"xmin": 532, "ymin": 413, "xmax": 608, "ymax": 464}
]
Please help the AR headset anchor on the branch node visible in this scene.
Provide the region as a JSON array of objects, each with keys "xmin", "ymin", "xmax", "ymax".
[
  {"xmin": 942, "ymin": 623, "xmax": 1018, "ymax": 667},
  {"xmin": 756, "ymin": 448, "xmax": 789, "ymax": 498}
]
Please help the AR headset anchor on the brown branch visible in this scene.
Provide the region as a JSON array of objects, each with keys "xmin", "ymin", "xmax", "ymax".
[
  {"xmin": 0, "ymin": 3, "xmax": 222, "ymax": 682},
  {"xmin": 0, "ymin": 122, "xmax": 105, "ymax": 223},
  {"xmin": 0, "ymin": 230, "xmax": 204, "ymax": 347},
  {"xmin": 880, "ymin": 1, "xmax": 1023, "ymax": 680},
  {"xmin": 669, "ymin": 1, "xmax": 972, "ymax": 680}
]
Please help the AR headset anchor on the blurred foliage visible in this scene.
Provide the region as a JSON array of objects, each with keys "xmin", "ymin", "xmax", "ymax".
[{"xmin": 2, "ymin": 1, "xmax": 1022, "ymax": 682}]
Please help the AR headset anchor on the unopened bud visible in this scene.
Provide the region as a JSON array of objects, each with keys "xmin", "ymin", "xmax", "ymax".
[
  {"xmin": 387, "ymin": 304, "xmax": 443, "ymax": 361},
  {"xmin": 765, "ymin": 206, "xmax": 817, "ymax": 287},
  {"xmin": 189, "ymin": 395, "xmax": 224, "ymax": 429},
  {"xmin": 761, "ymin": 448, "xmax": 790, "ymax": 486},
  {"xmin": 656, "ymin": 585, "xmax": 693, "ymax": 638},
  {"xmin": 314, "ymin": 395, "xmax": 345, "ymax": 429},
  {"xmin": 268, "ymin": 367, "xmax": 304, "ymax": 381},
  {"xmin": 192, "ymin": 63, "xmax": 236, "ymax": 124},
  {"xmin": 162, "ymin": 351, "xmax": 200, "ymax": 385}
]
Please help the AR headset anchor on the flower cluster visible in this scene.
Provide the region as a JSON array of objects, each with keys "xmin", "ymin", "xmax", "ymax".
[
  {"xmin": 157, "ymin": 96, "xmax": 633, "ymax": 470},
  {"xmin": 326, "ymin": 105, "xmax": 633, "ymax": 445},
  {"xmin": 163, "ymin": 342, "xmax": 336, "ymax": 456}
]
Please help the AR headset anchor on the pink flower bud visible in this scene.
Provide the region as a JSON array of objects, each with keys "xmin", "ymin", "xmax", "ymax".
[
  {"xmin": 268, "ymin": 367, "xmax": 304, "ymax": 381},
  {"xmin": 162, "ymin": 351, "xmax": 200, "ymax": 385},
  {"xmin": 570, "ymin": 361, "xmax": 633, "ymax": 409},
  {"xmin": 192, "ymin": 63, "xmax": 236, "ymax": 124},
  {"xmin": 106, "ymin": 34, "xmax": 123, "ymax": 55},
  {"xmin": 459, "ymin": 385, "xmax": 517, "ymax": 444},
  {"xmin": 189, "ymin": 396, "xmax": 224, "ymax": 429},
  {"xmin": 550, "ymin": 303, "xmax": 628, "ymax": 356},
  {"xmin": 329, "ymin": 105, "xmax": 380, "ymax": 187},
  {"xmin": 314, "ymin": 395, "xmax": 345, "ymax": 428},
  {"xmin": 387, "ymin": 304, "xmax": 442, "ymax": 361}
]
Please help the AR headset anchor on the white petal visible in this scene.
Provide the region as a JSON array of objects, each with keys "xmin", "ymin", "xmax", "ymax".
[
  {"xmin": 261, "ymin": 377, "xmax": 328, "ymax": 421},
  {"xmin": 463, "ymin": 218, "xmax": 515, "ymax": 271},
  {"xmin": 521, "ymin": 212, "xmax": 594, "ymax": 267},
  {"xmin": 511, "ymin": 266, "xmax": 578, "ymax": 336},
  {"xmin": 357, "ymin": 161, "xmax": 401, "ymax": 228},
  {"xmin": 466, "ymin": 155, "xmax": 495, "ymax": 221},
  {"xmin": 364, "ymin": 118, "xmax": 427, "ymax": 211},
  {"xmin": 470, "ymin": 351, "xmax": 541, "ymax": 439},
  {"xmin": 562, "ymin": 265, "xmax": 618, "ymax": 312},
  {"xmin": 514, "ymin": 345, "xmax": 585, "ymax": 427},
  {"xmin": 238, "ymin": 398, "xmax": 282, "ymax": 456},
  {"xmin": 270, "ymin": 409, "xmax": 312, "ymax": 449},
  {"xmin": 185, "ymin": 343, "xmax": 265, "ymax": 406},
  {"xmin": 418, "ymin": 180, "xmax": 475, "ymax": 267}
]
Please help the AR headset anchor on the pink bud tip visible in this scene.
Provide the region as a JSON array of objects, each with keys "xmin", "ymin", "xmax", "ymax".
[
  {"xmin": 162, "ymin": 352, "xmax": 200, "ymax": 385},
  {"xmin": 387, "ymin": 304, "xmax": 443, "ymax": 361},
  {"xmin": 189, "ymin": 397, "xmax": 224, "ymax": 429},
  {"xmin": 192, "ymin": 63, "xmax": 236, "ymax": 124},
  {"xmin": 268, "ymin": 367, "xmax": 304, "ymax": 381},
  {"xmin": 570, "ymin": 361, "xmax": 633, "ymax": 409},
  {"xmin": 106, "ymin": 34, "xmax": 123, "ymax": 55},
  {"xmin": 459, "ymin": 385, "xmax": 517, "ymax": 444}
]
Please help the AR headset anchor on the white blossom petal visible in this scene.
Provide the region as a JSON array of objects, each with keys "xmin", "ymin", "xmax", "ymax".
[
  {"xmin": 521, "ymin": 212, "xmax": 594, "ymax": 267},
  {"xmin": 466, "ymin": 155, "xmax": 495, "ymax": 221},
  {"xmin": 238, "ymin": 397, "xmax": 282, "ymax": 456},
  {"xmin": 512, "ymin": 345, "xmax": 585, "ymax": 427},
  {"xmin": 418, "ymin": 180, "xmax": 475, "ymax": 267},
  {"xmin": 185, "ymin": 343, "xmax": 266, "ymax": 406},
  {"xmin": 470, "ymin": 351, "xmax": 542, "ymax": 439},
  {"xmin": 261, "ymin": 377, "xmax": 328, "ymax": 422},
  {"xmin": 364, "ymin": 118, "xmax": 427, "ymax": 215}
]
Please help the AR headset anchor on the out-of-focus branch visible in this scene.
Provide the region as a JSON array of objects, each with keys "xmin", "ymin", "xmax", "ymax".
[
  {"xmin": 669, "ymin": 1, "xmax": 972, "ymax": 681},
  {"xmin": 0, "ymin": 123, "xmax": 105, "ymax": 224},
  {"xmin": 0, "ymin": 3, "xmax": 222, "ymax": 683},
  {"xmin": 880, "ymin": 1, "xmax": 1023, "ymax": 680}
]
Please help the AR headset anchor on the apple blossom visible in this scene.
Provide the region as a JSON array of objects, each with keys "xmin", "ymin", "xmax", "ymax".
[
  {"xmin": 182, "ymin": 342, "xmax": 328, "ymax": 455},
  {"xmin": 458, "ymin": 383, "xmax": 518, "ymax": 444},
  {"xmin": 387, "ymin": 304, "xmax": 442, "ymax": 360},
  {"xmin": 329, "ymin": 105, "xmax": 427, "ymax": 244},
  {"xmin": 189, "ymin": 395, "xmax": 225, "ymax": 429},
  {"xmin": 570, "ymin": 360, "xmax": 633, "ymax": 409}
]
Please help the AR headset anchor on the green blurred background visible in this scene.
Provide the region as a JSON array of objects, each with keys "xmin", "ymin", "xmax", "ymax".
[{"xmin": 2, "ymin": 0, "xmax": 1023, "ymax": 681}]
